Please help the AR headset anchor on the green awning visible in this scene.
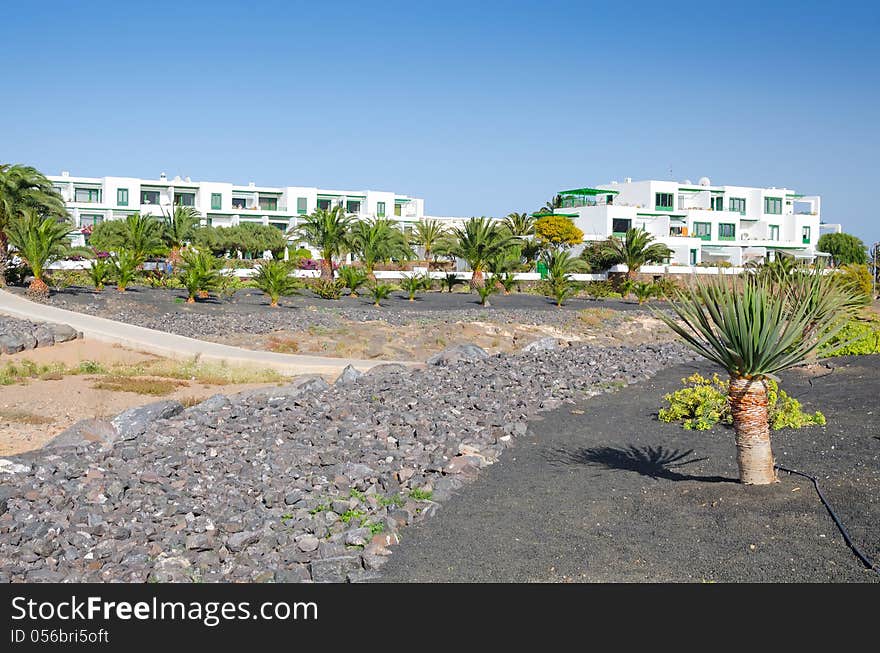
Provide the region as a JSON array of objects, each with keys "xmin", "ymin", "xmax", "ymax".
[{"xmin": 558, "ymin": 187, "xmax": 619, "ymax": 196}]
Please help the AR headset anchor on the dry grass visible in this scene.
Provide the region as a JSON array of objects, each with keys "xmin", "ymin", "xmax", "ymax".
[
  {"xmin": 577, "ymin": 308, "xmax": 618, "ymax": 327},
  {"xmin": 267, "ymin": 336, "xmax": 300, "ymax": 353},
  {"xmin": 0, "ymin": 408, "xmax": 54, "ymax": 425},
  {"xmin": 91, "ymin": 376, "xmax": 189, "ymax": 396}
]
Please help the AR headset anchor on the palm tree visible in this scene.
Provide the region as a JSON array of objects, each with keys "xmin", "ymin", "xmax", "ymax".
[
  {"xmin": 178, "ymin": 248, "xmax": 221, "ymax": 303},
  {"xmin": 448, "ymin": 217, "xmax": 519, "ymax": 288},
  {"xmin": 601, "ymin": 228, "xmax": 672, "ymax": 280},
  {"xmin": 539, "ymin": 195, "xmax": 561, "ymax": 214},
  {"xmin": 0, "ymin": 164, "xmax": 66, "ymax": 285},
  {"xmin": 292, "ymin": 206, "xmax": 353, "ymax": 281},
  {"xmin": 543, "ymin": 249, "xmax": 584, "ymax": 307},
  {"xmin": 486, "ymin": 252, "xmax": 519, "ymax": 293},
  {"xmin": 657, "ymin": 272, "xmax": 860, "ymax": 484},
  {"xmin": 252, "ymin": 259, "xmax": 298, "ymax": 307},
  {"xmin": 111, "ymin": 249, "xmax": 140, "ymax": 291},
  {"xmin": 502, "ymin": 212, "xmax": 535, "ymax": 237},
  {"xmin": 88, "ymin": 257, "xmax": 113, "ymax": 291},
  {"xmin": 162, "ymin": 206, "xmax": 200, "ymax": 266},
  {"xmin": 120, "ymin": 213, "xmax": 166, "ymax": 263},
  {"xmin": 337, "ymin": 265, "xmax": 368, "ymax": 297},
  {"xmin": 5, "ymin": 209, "xmax": 76, "ymax": 297},
  {"xmin": 348, "ymin": 219, "xmax": 412, "ymax": 277},
  {"xmin": 411, "ymin": 219, "xmax": 448, "ymax": 262},
  {"xmin": 368, "ymin": 282, "xmax": 395, "ymax": 307}
]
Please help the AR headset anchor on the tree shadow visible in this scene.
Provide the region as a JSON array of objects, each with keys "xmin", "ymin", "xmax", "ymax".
[{"xmin": 546, "ymin": 444, "xmax": 737, "ymax": 483}]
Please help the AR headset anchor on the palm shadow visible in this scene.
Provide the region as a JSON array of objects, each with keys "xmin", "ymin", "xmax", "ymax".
[{"xmin": 547, "ymin": 444, "xmax": 737, "ymax": 483}]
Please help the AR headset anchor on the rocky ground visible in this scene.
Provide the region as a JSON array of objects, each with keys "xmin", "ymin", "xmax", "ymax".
[
  {"xmin": 0, "ymin": 315, "xmax": 80, "ymax": 354},
  {"xmin": 0, "ymin": 341, "xmax": 693, "ymax": 582}
]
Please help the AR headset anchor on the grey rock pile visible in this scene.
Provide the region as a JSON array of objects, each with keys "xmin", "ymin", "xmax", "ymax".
[
  {"xmin": 0, "ymin": 342, "xmax": 693, "ymax": 583},
  {"xmin": 0, "ymin": 316, "xmax": 79, "ymax": 354}
]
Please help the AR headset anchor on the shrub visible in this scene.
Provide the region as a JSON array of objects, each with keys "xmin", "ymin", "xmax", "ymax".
[
  {"xmin": 659, "ymin": 373, "xmax": 826, "ymax": 431},
  {"xmin": 442, "ymin": 272, "xmax": 462, "ymax": 293},
  {"xmin": 475, "ymin": 282, "xmax": 496, "ymax": 307},
  {"xmin": 368, "ymin": 283, "xmax": 395, "ymax": 307},
  {"xmin": 111, "ymin": 249, "xmax": 140, "ymax": 291},
  {"xmin": 252, "ymin": 259, "xmax": 298, "ymax": 307},
  {"xmin": 87, "ymin": 258, "xmax": 113, "ymax": 291},
  {"xmin": 838, "ymin": 264, "xmax": 873, "ymax": 304},
  {"xmin": 400, "ymin": 273, "xmax": 429, "ymax": 301},
  {"xmin": 631, "ymin": 281, "xmax": 656, "ymax": 305},
  {"xmin": 311, "ymin": 279, "xmax": 343, "ymax": 300},
  {"xmin": 337, "ymin": 265, "xmax": 368, "ymax": 296},
  {"xmin": 818, "ymin": 316, "xmax": 880, "ymax": 357},
  {"xmin": 498, "ymin": 271, "xmax": 518, "ymax": 294},
  {"xmin": 178, "ymin": 249, "xmax": 221, "ymax": 302},
  {"xmin": 583, "ymin": 280, "xmax": 618, "ymax": 299}
]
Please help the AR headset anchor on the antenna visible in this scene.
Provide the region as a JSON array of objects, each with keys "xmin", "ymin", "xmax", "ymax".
[{"xmin": 668, "ymin": 164, "xmax": 674, "ymax": 180}]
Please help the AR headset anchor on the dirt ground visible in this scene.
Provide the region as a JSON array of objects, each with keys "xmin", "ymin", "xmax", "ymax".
[
  {"xmin": 219, "ymin": 312, "xmax": 675, "ymax": 360},
  {"xmin": 0, "ymin": 340, "xmax": 274, "ymax": 456}
]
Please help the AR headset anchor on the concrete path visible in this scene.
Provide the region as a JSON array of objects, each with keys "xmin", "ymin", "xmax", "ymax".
[{"xmin": 0, "ymin": 289, "xmax": 414, "ymax": 377}]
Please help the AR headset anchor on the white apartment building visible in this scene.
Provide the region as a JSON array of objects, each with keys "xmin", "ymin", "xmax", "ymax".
[
  {"xmin": 545, "ymin": 177, "xmax": 823, "ymax": 266},
  {"xmin": 48, "ymin": 171, "xmax": 426, "ymax": 247}
]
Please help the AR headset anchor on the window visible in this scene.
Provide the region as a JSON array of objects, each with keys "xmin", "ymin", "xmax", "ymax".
[
  {"xmin": 75, "ymin": 188, "xmax": 101, "ymax": 203},
  {"xmin": 174, "ymin": 192, "xmax": 195, "ymax": 207},
  {"xmin": 346, "ymin": 200, "xmax": 361, "ymax": 213},
  {"xmin": 377, "ymin": 201, "xmax": 386, "ymax": 218},
  {"xmin": 232, "ymin": 197, "xmax": 248, "ymax": 210},
  {"xmin": 394, "ymin": 203, "xmax": 402, "ymax": 217},
  {"xmin": 711, "ymin": 196, "xmax": 724, "ymax": 211},
  {"xmin": 79, "ymin": 214, "xmax": 103, "ymax": 228},
  {"xmin": 296, "ymin": 197, "xmax": 308, "ymax": 214},
  {"xmin": 117, "ymin": 188, "xmax": 128, "ymax": 206},
  {"xmin": 769, "ymin": 225, "xmax": 779, "ymax": 241},
  {"xmin": 690, "ymin": 249, "xmax": 698, "ymax": 266},
  {"xmin": 729, "ymin": 197, "xmax": 746, "ymax": 214},
  {"xmin": 140, "ymin": 190, "xmax": 160, "ymax": 205},
  {"xmin": 718, "ymin": 223, "xmax": 736, "ymax": 240},
  {"xmin": 211, "ymin": 193, "xmax": 222, "ymax": 210},
  {"xmin": 259, "ymin": 196, "xmax": 278, "ymax": 211},
  {"xmin": 270, "ymin": 222, "xmax": 287, "ymax": 231},
  {"xmin": 693, "ymin": 222, "xmax": 711, "ymax": 239},
  {"xmin": 611, "ymin": 218, "xmax": 631, "ymax": 235},
  {"xmin": 802, "ymin": 226, "xmax": 811, "ymax": 244},
  {"xmin": 317, "ymin": 199, "xmax": 332, "ymax": 211},
  {"xmin": 655, "ymin": 193, "xmax": 674, "ymax": 210},
  {"xmin": 764, "ymin": 197, "xmax": 782, "ymax": 215}
]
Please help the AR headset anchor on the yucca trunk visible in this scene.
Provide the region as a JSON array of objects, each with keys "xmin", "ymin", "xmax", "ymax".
[
  {"xmin": 729, "ymin": 377, "xmax": 777, "ymax": 485},
  {"xmin": 28, "ymin": 277, "xmax": 49, "ymax": 298}
]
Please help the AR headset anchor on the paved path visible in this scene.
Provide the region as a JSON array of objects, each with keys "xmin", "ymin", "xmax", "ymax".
[
  {"xmin": 379, "ymin": 357, "xmax": 880, "ymax": 582},
  {"xmin": 0, "ymin": 289, "xmax": 414, "ymax": 377}
]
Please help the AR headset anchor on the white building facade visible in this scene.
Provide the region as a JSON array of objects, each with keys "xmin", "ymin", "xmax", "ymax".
[
  {"xmin": 548, "ymin": 177, "xmax": 823, "ymax": 266},
  {"xmin": 48, "ymin": 171, "xmax": 426, "ymax": 247}
]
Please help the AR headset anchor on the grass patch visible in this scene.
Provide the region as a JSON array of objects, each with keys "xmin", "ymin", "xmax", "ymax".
[
  {"xmin": 577, "ymin": 307, "xmax": 617, "ymax": 327},
  {"xmin": 0, "ymin": 408, "xmax": 54, "ymax": 424},
  {"xmin": 267, "ymin": 336, "xmax": 300, "ymax": 354},
  {"xmin": 409, "ymin": 488, "xmax": 433, "ymax": 501},
  {"xmin": 92, "ymin": 376, "xmax": 188, "ymax": 396}
]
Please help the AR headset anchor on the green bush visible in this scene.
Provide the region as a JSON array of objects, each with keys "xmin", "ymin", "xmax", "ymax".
[
  {"xmin": 819, "ymin": 316, "xmax": 880, "ymax": 357},
  {"xmin": 310, "ymin": 279, "xmax": 343, "ymax": 300},
  {"xmin": 659, "ymin": 373, "xmax": 826, "ymax": 431}
]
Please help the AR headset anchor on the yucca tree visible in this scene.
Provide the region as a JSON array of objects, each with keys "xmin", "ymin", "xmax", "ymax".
[
  {"xmin": 657, "ymin": 273, "xmax": 860, "ymax": 485},
  {"xmin": 348, "ymin": 218, "xmax": 412, "ymax": 277},
  {"xmin": 601, "ymin": 228, "xmax": 672, "ymax": 280},
  {"xmin": 253, "ymin": 259, "xmax": 298, "ymax": 307},
  {"xmin": 292, "ymin": 206, "xmax": 353, "ymax": 281},
  {"xmin": 179, "ymin": 248, "xmax": 221, "ymax": 303},
  {"xmin": 448, "ymin": 217, "xmax": 520, "ymax": 288},
  {"xmin": 0, "ymin": 164, "xmax": 67, "ymax": 285},
  {"xmin": 502, "ymin": 212, "xmax": 535, "ymax": 237},
  {"xmin": 120, "ymin": 213, "xmax": 166, "ymax": 263},
  {"xmin": 162, "ymin": 206, "xmax": 201, "ymax": 266},
  {"xmin": 411, "ymin": 219, "xmax": 448, "ymax": 262},
  {"xmin": 6, "ymin": 209, "xmax": 76, "ymax": 297}
]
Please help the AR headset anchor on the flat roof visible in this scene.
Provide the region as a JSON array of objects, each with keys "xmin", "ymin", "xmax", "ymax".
[{"xmin": 558, "ymin": 187, "xmax": 620, "ymax": 196}]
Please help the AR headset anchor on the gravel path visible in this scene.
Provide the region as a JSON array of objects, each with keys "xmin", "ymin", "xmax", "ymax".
[
  {"xmin": 378, "ymin": 356, "xmax": 880, "ymax": 583},
  {"xmin": 0, "ymin": 342, "xmax": 691, "ymax": 582}
]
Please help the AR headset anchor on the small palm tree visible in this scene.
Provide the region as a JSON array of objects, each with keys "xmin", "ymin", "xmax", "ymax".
[
  {"xmin": 475, "ymin": 282, "xmax": 496, "ymax": 307},
  {"xmin": 442, "ymin": 272, "xmax": 462, "ymax": 293},
  {"xmin": 6, "ymin": 209, "xmax": 76, "ymax": 297},
  {"xmin": 502, "ymin": 212, "xmax": 535, "ymax": 237},
  {"xmin": 162, "ymin": 206, "xmax": 201, "ymax": 266},
  {"xmin": 411, "ymin": 219, "xmax": 448, "ymax": 262},
  {"xmin": 543, "ymin": 250, "xmax": 583, "ymax": 307},
  {"xmin": 292, "ymin": 207, "xmax": 353, "ymax": 281},
  {"xmin": 253, "ymin": 259, "xmax": 298, "ymax": 307},
  {"xmin": 400, "ymin": 272, "xmax": 429, "ymax": 301},
  {"xmin": 88, "ymin": 257, "xmax": 113, "ymax": 291},
  {"xmin": 657, "ymin": 272, "xmax": 860, "ymax": 484},
  {"xmin": 348, "ymin": 219, "xmax": 412, "ymax": 277},
  {"xmin": 110, "ymin": 248, "xmax": 140, "ymax": 291},
  {"xmin": 121, "ymin": 213, "xmax": 166, "ymax": 263},
  {"xmin": 368, "ymin": 282, "xmax": 395, "ymax": 307},
  {"xmin": 601, "ymin": 228, "xmax": 672, "ymax": 280},
  {"xmin": 179, "ymin": 248, "xmax": 221, "ymax": 303},
  {"xmin": 337, "ymin": 265, "xmax": 368, "ymax": 297},
  {"xmin": 631, "ymin": 281, "xmax": 656, "ymax": 305},
  {"xmin": 448, "ymin": 217, "xmax": 519, "ymax": 288}
]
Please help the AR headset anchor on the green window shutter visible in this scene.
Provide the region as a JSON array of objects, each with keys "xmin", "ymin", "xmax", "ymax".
[
  {"xmin": 394, "ymin": 203, "xmax": 402, "ymax": 216},
  {"xmin": 117, "ymin": 188, "xmax": 128, "ymax": 206},
  {"xmin": 296, "ymin": 197, "xmax": 308, "ymax": 214},
  {"xmin": 719, "ymin": 223, "xmax": 736, "ymax": 240},
  {"xmin": 211, "ymin": 193, "xmax": 222, "ymax": 210},
  {"xmin": 377, "ymin": 201, "xmax": 385, "ymax": 217},
  {"xmin": 802, "ymin": 226, "xmax": 811, "ymax": 244},
  {"xmin": 764, "ymin": 197, "xmax": 782, "ymax": 215}
]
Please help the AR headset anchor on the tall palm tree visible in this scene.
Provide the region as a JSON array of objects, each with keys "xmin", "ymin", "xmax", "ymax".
[
  {"xmin": 539, "ymin": 195, "xmax": 562, "ymax": 214},
  {"xmin": 121, "ymin": 213, "xmax": 166, "ymax": 263},
  {"xmin": 502, "ymin": 212, "xmax": 535, "ymax": 237},
  {"xmin": 6, "ymin": 209, "xmax": 76, "ymax": 296},
  {"xmin": 292, "ymin": 206, "xmax": 353, "ymax": 281},
  {"xmin": 411, "ymin": 219, "xmax": 448, "ymax": 262},
  {"xmin": 162, "ymin": 206, "xmax": 201, "ymax": 265},
  {"xmin": 601, "ymin": 228, "xmax": 672, "ymax": 280},
  {"xmin": 348, "ymin": 218, "xmax": 412, "ymax": 276},
  {"xmin": 448, "ymin": 217, "xmax": 519, "ymax": 288},
  {"xmin": 0, "ymin": 164, "xmax": 66, "ymax": 285},
  {"xmin": 657, "ymin": 272, "xmax": 860, "ymax": 484}
]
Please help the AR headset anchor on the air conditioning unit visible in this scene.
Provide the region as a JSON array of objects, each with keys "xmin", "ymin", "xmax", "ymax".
[{"xmin": 742, "ymin": 233, "xmax": 750, "ymax": 241}]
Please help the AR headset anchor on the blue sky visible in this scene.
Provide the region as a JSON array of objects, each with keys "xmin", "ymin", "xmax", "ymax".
[{"xmin": 2, "ymin": 1, "xmax": 878, "ymax": 244}]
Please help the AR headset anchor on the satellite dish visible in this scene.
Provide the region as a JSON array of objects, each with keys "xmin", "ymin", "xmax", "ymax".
[{"xmin": 698, "ymin": 176, "xmax": 711, "ymax": 187}]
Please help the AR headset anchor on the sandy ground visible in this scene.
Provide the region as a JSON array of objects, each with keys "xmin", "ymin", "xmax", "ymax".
[{"xmin": 0, "ymin": 340, "xmax": 275, "ymax": 456}]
